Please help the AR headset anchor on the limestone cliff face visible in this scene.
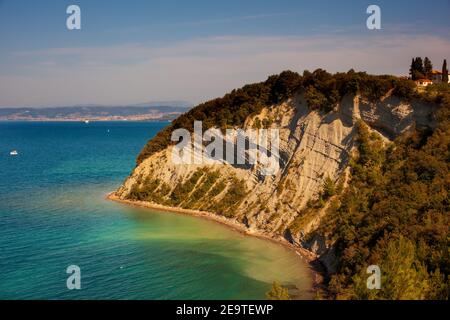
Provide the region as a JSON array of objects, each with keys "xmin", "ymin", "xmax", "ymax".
[{"xmin": 115, "ymin": 92, "xmax": 435, "ymax": 245}]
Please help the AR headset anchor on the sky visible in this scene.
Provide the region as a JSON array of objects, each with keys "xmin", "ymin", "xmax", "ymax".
[{"xmin": 0, "ymin": 0, "xmax": 449, "ymax": 107}]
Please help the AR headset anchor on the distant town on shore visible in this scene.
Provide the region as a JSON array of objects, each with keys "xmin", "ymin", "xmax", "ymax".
[{"xmin": 0, "ymin": 104, "xmax": 192, "ymax": 121}]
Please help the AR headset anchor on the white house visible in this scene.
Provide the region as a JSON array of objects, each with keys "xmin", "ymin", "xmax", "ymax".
[
  {"xmin": 415, "ymin": 78, "xmax": 433, "ymax": 87},
  {"xmin": 430, "ymin": 70, "xmax": 450, "ymax": 84}
]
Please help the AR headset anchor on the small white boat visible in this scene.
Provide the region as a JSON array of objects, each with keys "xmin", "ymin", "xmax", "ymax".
[
  {"xmin": 84, "ymin": 120, "xmax": 90, "ymax": 124},
  {"xmin": 10, "ymin": 150, "xmax": 18, "ymax": 156}
]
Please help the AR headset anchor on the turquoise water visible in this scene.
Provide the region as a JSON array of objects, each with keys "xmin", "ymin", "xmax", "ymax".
[{"xmin": 0, "ymin": 121, "xmax": 312, "ymax": 300}]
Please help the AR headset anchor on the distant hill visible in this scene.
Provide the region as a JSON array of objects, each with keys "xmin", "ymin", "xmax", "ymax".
[
  {"xmin": 129, "ymin": 101, "xmax": 192, "ymax": 108},
  {"xmin": 0, "ymin": 104, "xmax": 192, "ymax": 121}
]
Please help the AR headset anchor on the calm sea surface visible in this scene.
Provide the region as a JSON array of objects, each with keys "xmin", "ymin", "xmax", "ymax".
[{"xmin": 0, "ymin": 121, "xmax": 312, "ymax": 299}]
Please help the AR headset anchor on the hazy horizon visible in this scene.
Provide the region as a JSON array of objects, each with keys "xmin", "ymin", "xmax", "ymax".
[{"xmin": 0, "ymin": 101, "xmax": 193, "ymax": 109}]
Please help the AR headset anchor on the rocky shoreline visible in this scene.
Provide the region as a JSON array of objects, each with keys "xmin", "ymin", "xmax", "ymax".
[{"xmin": 106, "ymin": 192, "xmax": 326, "ymax": 296}]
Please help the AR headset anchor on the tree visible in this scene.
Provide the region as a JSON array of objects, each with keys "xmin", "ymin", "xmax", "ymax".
[
  {"xmin": 304, "ymin": 85, "xmax": 327, "ymax": 110},
  {"xmin": 415, "ymin": 57, "xmax": 424, "ymax": 75},
  {"xmin": 442, "ymin": 59, "xmax": 449, "ymax": 83},
  {"xmin": 409, "ymin": 58, "xmax": 415, "ymax": 79},
  {"xmin": 410, "ymin": 57, "xmax": 425, "ymax": 80},
  {"xmin": 350, "ymin": 236, "xmax": 430, "ymax": 300},
  {"xmin": 379, "ymin": 236, "xmax": 430, "ymax": 300},
  {"xmin": 424, "ymin": 57, "xmax": 433, "ymax": 79},
  {"xmin": 266, "ymin": 281, "xmax": 290, "ymax": 300},
  {"xmin": 322, "ymin": 176, "xmax": 336, "ymax": 199}
]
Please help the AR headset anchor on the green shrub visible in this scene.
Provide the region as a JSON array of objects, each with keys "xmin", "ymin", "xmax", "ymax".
[{"xmin": 266, "ymin": 281, "xmax": 291, "ymax": 300}]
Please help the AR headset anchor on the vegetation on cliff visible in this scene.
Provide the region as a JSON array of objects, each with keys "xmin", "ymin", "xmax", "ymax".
[
  {"xmin": 127, "ymin": 168, "xmax": 248, "ymax": 217},
  {"xmin": 315, "ymin": 84, "xmax": 450, "ymax": 299},
  {"xmin": 137, "ymin": 69, "xmax": 417, "ymax": 164},
  {"xmin": 266, "ymin": 281, "xmax": 291, "ymax": 300}
]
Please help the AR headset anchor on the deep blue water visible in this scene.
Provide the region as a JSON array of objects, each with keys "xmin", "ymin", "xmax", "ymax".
[{"xmin": 0, "ymin": 121, "xmax": 312, "ymax": 300}]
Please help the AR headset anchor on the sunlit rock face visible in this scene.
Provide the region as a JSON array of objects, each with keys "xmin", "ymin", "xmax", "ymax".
[{"xmin": 116, "ymin": 92, "xmax": 436, "ymax": 240}]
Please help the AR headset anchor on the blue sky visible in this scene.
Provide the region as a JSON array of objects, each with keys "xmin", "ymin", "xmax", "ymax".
[{"xmin": 1, "ymin": 0, "xmax": 449, "ymax": 107}]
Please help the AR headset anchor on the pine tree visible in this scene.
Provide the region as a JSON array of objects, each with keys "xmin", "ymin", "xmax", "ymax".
[
  {"xmin": 424, "ymin": 57, "xmax": 433, "ymax": 79},
  {"xmin": 380, "ymin": 236, "xmax": 429, "ymax": 300},
  {"xmin": 442, "ymin": 59, "xmax": 449, "ymax": 83},
  {"xmin": 409, "ymin": 58, "xmax": 415, "ymax": 80},
  {"xmin": 415, "ymin": 57, "xmax": 425, "ymax": 78},
  {"xmin": 351, "ymin": 236, "xmax": 431, "ymax": 300},
  {"xmin": 322, "ymin": 176, "xmax": 336, "ymax": 199},
  {"xmin": 410, "ymin": 57, "xmax": 425, "ymax": 80}
]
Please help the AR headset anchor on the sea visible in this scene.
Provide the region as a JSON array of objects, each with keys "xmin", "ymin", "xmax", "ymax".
[{"xmin": 0, "ymin": 121, "xmax": 313, "ymax": 299}]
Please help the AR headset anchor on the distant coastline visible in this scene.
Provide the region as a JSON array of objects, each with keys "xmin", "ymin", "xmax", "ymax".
[
  {"xmin": 0, "ymin": 117, "xmax": 175, "ymax": 122},
  {"xmin": 0, "ymin": 105, "xmax": 191, "ymax": 122}
]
